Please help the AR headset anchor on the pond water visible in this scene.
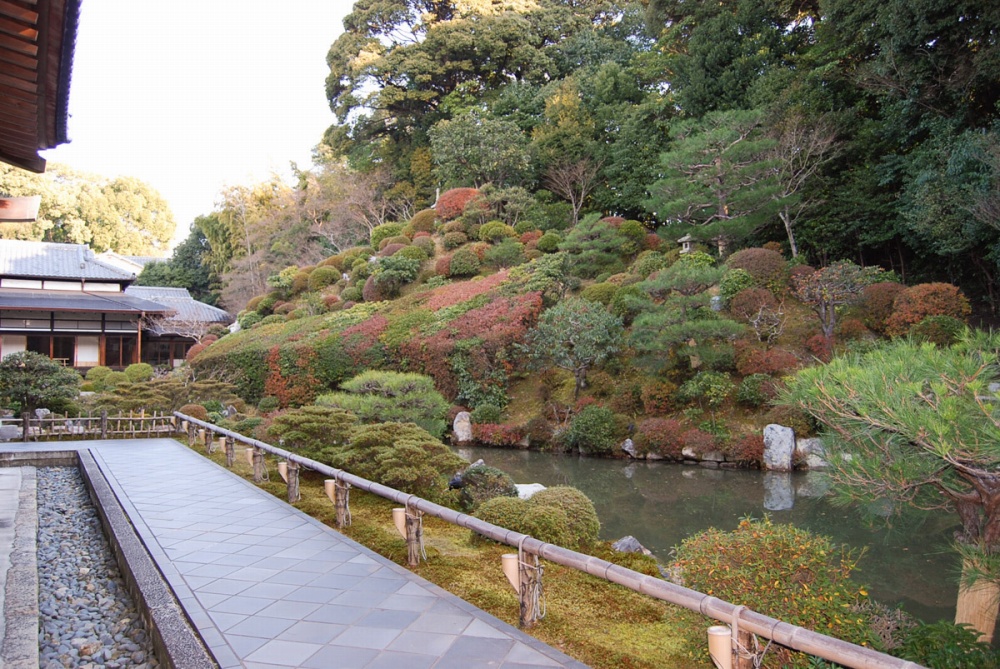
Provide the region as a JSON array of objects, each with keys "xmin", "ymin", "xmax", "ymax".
[{"xmin": 455, "ymin": 445, "xmax": 960, "ymax": 624}]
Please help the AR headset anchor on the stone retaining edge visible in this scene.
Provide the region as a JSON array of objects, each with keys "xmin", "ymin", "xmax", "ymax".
[
  {"xmin": 3, "ymin": 467, "xmax": 39, "ymax": 669},
  {"xmin": 2, "ymin": 450, "xmax": 217, "ymax": 669}
]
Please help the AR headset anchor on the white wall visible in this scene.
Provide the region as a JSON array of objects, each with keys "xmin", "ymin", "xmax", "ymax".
[
  {"xmin": 1, "ymin": 335, "xmax": 26, "ymax": 358},
  {"xmin": 77, "ymin": 336, "xmax": 100, "ymax": 366}
]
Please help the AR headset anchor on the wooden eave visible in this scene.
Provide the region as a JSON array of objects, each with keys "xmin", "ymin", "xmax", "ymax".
[{"xmin": 0, "ymin": 0, "xmax": 80, "ymax": 173}]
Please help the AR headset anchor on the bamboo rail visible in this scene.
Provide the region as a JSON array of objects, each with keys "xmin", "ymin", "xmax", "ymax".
[
  {"xmin": 8, "ymin": 411, "xmax": 178, "ymax": 441},
  {"xmin": 174, "ymin": 412, "xmax": 924, "ymax": 669}
]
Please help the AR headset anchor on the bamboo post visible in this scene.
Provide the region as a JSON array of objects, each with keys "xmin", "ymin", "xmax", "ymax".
[
  {"xmin": 405, "ymin": 505, "xmax": 423, "ymax": 567},
  {"xmin": 252, "ymin": 447, "xmax": 265, "ymax": 482},
  {"xmin": 187, "ymin": 421, "xmax": 196, "ymax": 447},
  {"xmin": 224, "ymin": 436, "xmax": 235, "ymax": 468},
  {"xmin": 335, "ymin": 480, "xmax": 351, "ymax": 528},
  {"xmin": 202, "ymin": 429, "xmax": 212, "ymax": 454},
  {"xmin": 518, "ymin": 552, "xmax": 541, "ymax": 628},
  {"xmin": 286, "ymin": 461, "xmax": 300, "ymax": 503},
  {"xmin": 100, "ymin": 411, "xmax": 108, "ymax": 439}
]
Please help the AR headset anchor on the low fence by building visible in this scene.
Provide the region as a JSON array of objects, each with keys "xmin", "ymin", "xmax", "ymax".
[
  {"xmin": 174, "ymin": 411, "xmax": 924, "ymax": 669},
  {"xmin": 0, "ymin": 411, "xmax": 176, "ymax": 442}
]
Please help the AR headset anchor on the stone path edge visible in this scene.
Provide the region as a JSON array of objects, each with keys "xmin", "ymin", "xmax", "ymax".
[
  {"xmin": 3, "ymin": 466, "xmax": 38, "ymax": 669},
  {"xmin": 6, "ymin": 449, "xmax": 217, "ymax": 669}
]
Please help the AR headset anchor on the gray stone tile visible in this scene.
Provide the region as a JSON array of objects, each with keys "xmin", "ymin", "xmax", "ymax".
[
  {"xmin": 386, "ymin": 630, "xmax": 458, "ymax": 656},
  {"xmin": 378, "ymin": 594, "xmax": 436, "ymax": 612},
  {"xmin": 366, "ymin": 651, "xmax": 437, "ymax": 669},
  {"xmin": 224, "ymin": 615, "xmax": 296, "ymax": 639},
  {"xmin": 211, "ymin": 595, "xmax": 275, "ymax": 615},
  {"xmin": 199, "ymin": 578, "xmax": 254, "ymax": 596},
  {"xmin": 256, "ymin": 599, "xmax": 322, "ymax": 621},
  {"xmin": 407, "ymin": 612, "xmax": 473, "ymax": 635},
  {"xmin": 301, "ymin": 645, "xmax": 379, "ymax": 669},
  {"xmin": 505, "ymin": 642, "xmax": 565, "ymax": 667},
  {"xmin": 238, "ymin": 581, "xmax": 300, "ymax": 600},
  {"xmin": 357, "ymin": 608, "xmax": 421, "ymax": 630},
  {"xmin": 245, "ymin": 639, "xmax": 324, "ymax": 665},
  {"xmin": 226, "ymin": 633, "xmax": 269, "ymax": 657},
  {"xmin": 275, "ymin": 620, "xmax": 346, "ymax": 644},
  {"xmin": 267, "ymin": 569, "xmax": 320, "ymax": 586},
  {"xmin": 303, "ymin": 604, "xmax": 366, "ymax": 625},
  {"xmin": 329, "ymin": 625, "xmax": 401, "ymax": 650}
]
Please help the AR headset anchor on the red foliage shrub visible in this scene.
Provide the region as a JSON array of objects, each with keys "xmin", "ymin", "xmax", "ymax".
[
  {"xmin": 805, "ymin": 334, "xmax": 832, "ymax": 362},
  {"xmin": 643, "ymin": 234, "xmax": 663, "ymax": 251},
  {"xmin": 447, "ymin": 405, "xmax": 469, "ymax": 424},
  {"xmin": 436, "ymin": 188, "xmax": 481, "ymax": 220},
  {"xmin": 634, "ymin": 418, "xmax": 684, "ymax": 458},
  {"xmin": 263, "ymin": 345, "xmax": 320, "ymax": 408},
  {"xmin": 573, "ymin": 396, "xmax": 599, "ymax": 413},
  {"xmin": 600, "ymin": 216, "xmax": 626, "ymax": 228},
  {"xmin": 837, "ymin": 317, "xmax": 870, "ymax": 341},
  {"xmin": 413, "ymin": 230, "xmax": 432, "ymax": 238},
  {"xmin": 435, "ymin": 255, "xmax": 452, "ymax": 277},
  {"xmin": 179, "ymin": 403, "xmax": 208, "ymax": 421},
  {"xmin": 423, "ymin": 271, "xmax": 508, "ymax": 310},
  {"xmin": 640, "ymin": 380, "xmax": 677, "ymax": 415},
  {"xmin": 473, "ymin": 423, "xmax": 527, "ymax": 447},
  {"xmin": 724, "ymin": 434, "xmax": 765, "ymax": 466},
  {"xmin": 762, "ymin": 241, "xmax": 784, "ymax": 255},
  {"xmin": 734, "ymin": 340, "xmax": 799, "ymax": 376},
  {"xmin": 379, "ymin": 243, "xmax": 406, "ymax": 257},
  {"xmin": 860, "ymin": 281, "xmax": 905, "ymax": 334},
  {"xmin": 520, "ymin": 230, "xmax": 543, "ymax": 245},
  {"xmin": 409, "ymin": 208, "xmax": 438, "ymax": 232},
  {"xmin": 726, "ymin": 248, "xmax": 787, "ymax": 291},
  {"xmin": 186, "ymin": 343, "xmax": 207, "ymax": 362},
  {"xmin": 273, "ymin": 301, "xmax": 295, "ymax": 315},
  {"xmin": 323, "ymin": 294, "xmax": 341, "ymax": 309},
  {"xmin": 729, "ymin": 288, "xmax": 778, "ymax": 322},
  {"xmin": 202, "ymin": 334, "xmax": 219, "ymax": 344},
  {"xmin": 884, "ymin": 282, "xmax": 971, "ymax": 337},
  {"xmin": 399, "ymin": 293, "xmax": 543, "ymax": 400},
  {"xmin": 681, "ymin": 428, "xmax": 716, "ymax": 455},
  {"xmin": 441, "ymin": 221, "xmax": 467, "ymax": 234},
  {"xmin": 339, "ymin": 314, "xmax": 389, "ymax": 366},
  {"xmin": 362, "ymin": 275, "xmax": 385, "ymax": 302},
  {"xmin": 787, "ymin": 264, "xmax": 815, "ymax": 287}
]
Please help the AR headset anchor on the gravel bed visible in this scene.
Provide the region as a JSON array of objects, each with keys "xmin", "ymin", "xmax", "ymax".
[{"xmin": 37, "ymin": 467, "xmax": 160, "ymax": 669}]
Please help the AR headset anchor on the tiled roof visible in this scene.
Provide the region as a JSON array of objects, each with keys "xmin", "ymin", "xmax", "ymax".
[
  {"xmin": 125, "ymin": 286, "xmax": 232, "ymax": 329},
  {"xmin": 97, "ymin": 252, "xmax": 165, "ymax": 274},
  {"xmin": 0, "ymin": 289, "xmax": 171, "ymax": 314},
  {"xmin": 0, "ymin": 240, "xmax": 134, "ymax": 281}
]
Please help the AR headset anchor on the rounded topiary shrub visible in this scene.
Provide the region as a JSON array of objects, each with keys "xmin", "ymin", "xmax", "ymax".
[
  {"xmin": 633, "ymin": 417, "xmax": 684, "ymax": 458},
  {"xmin": 448, "ymin": 246, "xmax": 481, "ymax": 277},
  {"xmin": 379, "ymin": 243, "xmax": 406, "ymax": 258},
  {"xmin": 340, "ymin": 286, "xmax": 363, "ymax": 302},
  {"xmin": 396, "ymin": 245, "xmax": 428, "ymax": 262},
  {"xmin": 238, "ymin": 311, "xmax": 262, "ymax": 329},
  {"xmin": 370, "ymin": 222, "xmax": 404, "ymax": 250},
  {"xmin": 458, "ymin": 465, "xmax": 518, "ymax": 511},
  {"xmin": 737, "ymin": 373, "xmax": 779, "ymax": 407},
  {"xmin": 559, "ymin": 405, "xmax": 623, "ymax": 455},
  {"xmin": 470, "ymin": 403, "xmax": 503, "ymax": 424},
  {"xmin": 412, "ymin": 236, "xmax": 436, "ymax": 256},
  {"xmin": 529, "ymin": 486, "xmax": 600, "ymax": 547},
  {"xmin": 257, "ymin": 396, "xmax": 280, "ymax": 413},
  {"xmin": 860, "ymin": 281, "xmax": 906, "ymax": 334},
  {"xmin": 260, "ymin": 314, "xmax": 286, "ymax": 325},
  {"xmin": 379, "ymin": 235, "xmax": 411, "ymax": 250},
  {"xmin": 884, "ymin": 282, "xmax": 971, "ymax": 337},
  {"xmin": 631, "ymin": 251, "xmax": 667, "ymax": 279},
  {"xmin": 536, "ymin": 232, "xmax": 561, "ymax": 253},
  {"xmin": 103, "ymin": 371, "xmax": 129, "ymax": 388},
  {"xmin": 909, "ymin": 315, "xmax": 967, "ymax": 346},
  {"xmin": 436, "ymin": 188, "xmax": 480, "ymax": 221},
  {"xmin": 478, "ymin": 221, "xmax": 517, "ymax": 243},
  {"xmin": 443, "ymin": 231, "xmax": 468, "ymax": 250},
  {"xmin": 179, "ymin": 403, "xmax": 209, "ymax": 421},
  {"xmin": 719, "ymin": 268, "xmax": 755, "ymax": 302},
  {"xmin": 726, "ymin": 248, "xmax": 787, "ymax": 292},
  {"xmin": 123, "ymin": 363, "xmax": 154, "ymax": 383},
  {"xmin": 85, "ymin": 365, "xmax": 113, "ymax": 388},
  {"xmin": 580, "ymin": 282, "xmax": 619, "ymax": 306},
  {"xmin": 309, "ymin": 266, "xmax": 341, "ymax": 291},
  {"xmin": 472, "ymin": 496, "xmax": 528, "ymax": 545},
  {"xmin": 729, "ymin": 288, "xmax": 778, "ymax": 323},
  {"xmin": 409, "ymin": 208, "xmax": 438, "ymax": 232},
  {"xmin": 672, "ymin": 517, "xmax": 874, "ymax": 668},
  {"xmin": 522, "ymin": 504, "xmax": 572, "ymax": 546}
]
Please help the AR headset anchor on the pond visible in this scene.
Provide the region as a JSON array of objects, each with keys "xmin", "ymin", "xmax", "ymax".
[{"xmin": 455, "ymin": 445, "xmax": 960, "ymax": 624}]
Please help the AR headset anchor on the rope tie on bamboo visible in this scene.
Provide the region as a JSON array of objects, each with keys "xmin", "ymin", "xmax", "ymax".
[
  {"xmin": 336, "ymin": 478, "xmax": 352, "ymax": 526},
  {"xmin": 407, "ymin": 495, "xmax": 426, "ymax": 561},
  {"xmin": 517, "ymin": 535, "xmax": 546, "ymax": 620}
]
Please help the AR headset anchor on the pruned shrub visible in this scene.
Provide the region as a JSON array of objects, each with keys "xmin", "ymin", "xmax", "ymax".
[
  {"xmin": 484, "ymin": 239, "xmax": 526, "ymax": 268},
  {"xmin": 885, "ymin": 282, "xmax": 971, "ymax": 337},
  {"xmin": 448, "ymin": 246, "xmax": 481, "ymax": 277},
  {"xmin": 737, "ymin": 373, "xmax": 779, "ymax": 407},
  {"xmin": 640, "ymin": 380, "xmax": 677, "ymax": 415},
  {"xmin": 379, "ymin": 242, "xmax": 407, "ymax": 257},
  {"xmin": 238, "ymin": 311, "xmax": 262, "ymax": 329},
  {"xmin": 309, "ymin": 266, "xmax": 341, "ymax": 291},
  {"xmin": 473, "ymin": 423, "xmax": 526, "ymax": 447},
  {"xmin": 434, "ymin": 255, "xmax": 452, "ymax": 277},
  {"xmin": 316, "ymin": 370, "xmax": 449, "ymax": 438},
  {"xmin": 412, "ymin": 235, "xmax": 436, "ymax": 256},
  {"xmin": 536, "ymin": 231, "xmax": 561, "ymax": 253},
  {"xmin": 179, "ymin": 403, "xmax": 208, "ymax": 421},
  {"xmin": 340, "ymin": 286, "xmax": 363, "ymax": 302},
  {"xmin": 723, "ymin": 433, "xmax": 765, "ymax": 466},
  {"xmin": 123, "ymin": 363, "xmax": 154, "ymax": 383},
  {"xmin": 265, "ymin": 405, "xmax": 357, "ymax": 460},
  {"xmin": 530, "ymin": 486, "xmax": 601, "ymax": 546},
  {"xmin": 677, "ymin": 371, "xmax": 734, "ymax": 409},
  {"xmin": 861, "ymin": 281, "xmax": 906, "ymax": 334},
  {"xmin": 478, "ymin": 221, "xmax": 517, "ymax": 243},
  {"xmin": 899, "ymin": 621, "xmax": 998, "ymax": 669},
  {"xmin": 470, "ymin": 403, "xmax": 503, "ymax": 424},
  {"xmin": 729, "ymin": 288, "xmax": 777, "ymax": 322},
  {"xmin": 457, "ymin": 464, "xmax": 518, "ymax": 511},
  {"xmin": 370, "ymin": 222, "xmax": 404, "ymax": 250},
  {"xmin": 632, "ymin": 251, "xmax": 667, "ymax": 279},
  {"xmin": 409, "ymin": 208, "xmax": 438, "ymax": 232},
  {"xmin": 725, "ymin": 247, "xmax": 787, "ymax": 293},
  {"xmin": 444, "ymin": 231, "xmax": 468, "ymax": 250},
  {"xmin": 681, "ymin": 428, "xmax": 716, "ymax": 455},
  {"xmin": 672, "ymin": 517, "xmax": 874, "ymax": 667},
  {"xmin": 396, "ymin": 245, "xmax": 428, "ymax": 262},
  {"xmin": 909, "ymin": 315, "xmax": 967, "ymax": 346},
  {"xmin": 580, "ymin": 282, "xmax": 619, "ymax": 305},
  {"xmin": 330, "ymin": 422, "xmax": 467, "ymax": 506},
  {"xmin": 805, "ymin": 333, "xmax": 832, "ymax": 362},
  {"xmin": 260, "ymin": 314, "xmax": 285, "ymax": 325},
  {"xmin": 473, "ymin": 496, "xmax": 528, "ymax": 544},
  {"xmin": 437, "ymin": 188, "xmax": 480, "ymax": 220},
  {"xmin": 734, "ymin": 341, "xmax": 799, "ymax": 376},
  {"xmin": 762, "ymin": 404, "xmax": 815, "ymax": 437},
  {"xmin": 559, "ymin": 405, "xmax": 624, "ymax": 455},
  {"xmin": 85, "ymin": 365, "xmax": 113, "ymax": 389},
  {"xmin": 362, "ymin": 275, "xmax": 386, "ymax": 303},
  {"xmin": 633, "ymin": 417, "xmax": 684, "ymax": 458}
]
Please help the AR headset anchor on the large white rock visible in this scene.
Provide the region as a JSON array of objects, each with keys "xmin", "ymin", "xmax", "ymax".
[
  {"xmin": 763, "ymin": 424, "xmax": 795, "ymax": 471},
  {"xmin": 515, "ymin": 483, "xmax": 546, "ymax": 500},
  {"xmin": 452, "ymin": 411, "xmax": 473, "ymax": 443}
]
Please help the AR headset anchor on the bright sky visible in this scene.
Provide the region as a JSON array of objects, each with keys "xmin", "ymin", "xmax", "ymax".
[{"xmin": 41, "ymin": 0, "xmax": 356, "ymax": 247}]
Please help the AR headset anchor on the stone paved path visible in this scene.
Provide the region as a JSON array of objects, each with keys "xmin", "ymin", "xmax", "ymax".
[{"xmin": 2, "ymin": 439, "xmax": 589, "ymax": 669}]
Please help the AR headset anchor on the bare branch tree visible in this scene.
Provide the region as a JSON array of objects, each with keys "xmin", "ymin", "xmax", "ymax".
[{"xmin": 544, "ymin": 158, "xmax": 602, "ymax": 226}]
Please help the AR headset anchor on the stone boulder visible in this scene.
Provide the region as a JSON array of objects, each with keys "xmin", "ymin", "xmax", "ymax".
[
  {"xmin": 452, "ymin": 411, "xmax": 473, "ymax": 443},
  {"xmin": 611, "ymin": 536, "xmax": 652, "ymax": 556},
  {"xmin": 0, "ymin": 425, "xmax": 20, "ymax": 441},
  {"xmin": 795, "ymin": 437, "xmax": 828, "ymax": 469},
  {"xmin": 515, "ymin": 483, "xmax": 546, "ymax": 500},
  {"xmin": 762, "ymin": 424, "xmax": 795, "ymax": 471},
  {"xmin": 621, "ymin": 438, "xmax": 637, "ymax": 458}
]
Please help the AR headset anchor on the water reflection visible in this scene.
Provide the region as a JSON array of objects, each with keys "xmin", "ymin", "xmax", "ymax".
[{"xmin": 456, "ymin": 446, "xmax": 959, "ymax": 623}]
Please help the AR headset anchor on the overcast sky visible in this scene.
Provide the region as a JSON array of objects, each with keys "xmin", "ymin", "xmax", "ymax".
[{"xmin": 42, "ymin": 1, "xmax": 355, "ymax": 247}]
